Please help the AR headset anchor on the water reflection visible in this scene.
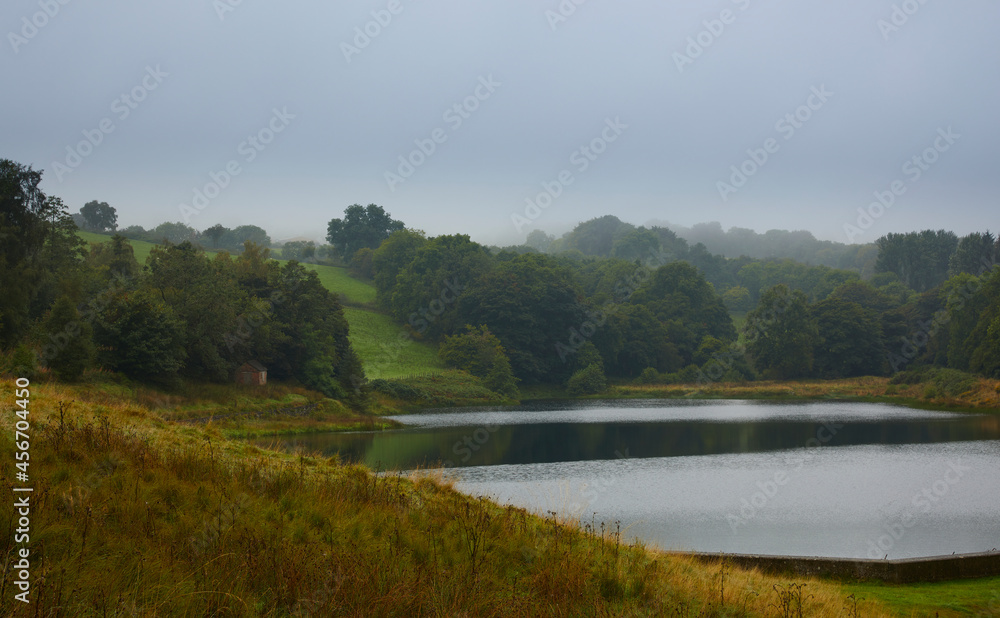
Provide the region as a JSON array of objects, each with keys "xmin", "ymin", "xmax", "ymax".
[
  {"xmin": 257, "ymin": 400, "xmax": 1000, "ymax": 471},
  {"xmin": 255, "ymin": 400, "xmax": 1000, "ymax": 558}
]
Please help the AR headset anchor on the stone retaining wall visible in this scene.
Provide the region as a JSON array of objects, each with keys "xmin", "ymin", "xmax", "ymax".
[{"xmin": 670, "ymin": 550, "xmax": 1000, "ymax": 583}]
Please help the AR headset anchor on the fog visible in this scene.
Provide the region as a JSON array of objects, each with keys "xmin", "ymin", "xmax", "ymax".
[{"xmin": 4, "ymin": 0, "xmax": 998, "ymax": 245}]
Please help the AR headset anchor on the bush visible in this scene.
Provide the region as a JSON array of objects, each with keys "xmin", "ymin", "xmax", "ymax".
[
  {"xmin": 43, "ymin": 296, "xmax": 96, "ymax": 382},
  {"xmin": 350, "ymin": 247, "xmax": 374, "ymax": 279},
  {"xmin": 439, "ymin": 326, "xmax": 519, "ymax": 399},
  {"xmin": 567, "ymin": 363, "xmax": 606, "ymax": 396},
  {"xmin": 636, "ymin": 367, "xmax": 660, "ymax": 385},
  {"xmin": 891, "ymin": 366, "xmax": 978, "ymax": 398},
  {"xmin": 9, "ymin": 343, "xmax": 38, "ymax": 379}
]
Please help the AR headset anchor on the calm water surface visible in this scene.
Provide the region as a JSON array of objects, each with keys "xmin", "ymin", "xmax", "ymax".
[{"xmin": 261, "ymin": 400, "xmax": 1000, "ymax": 558}]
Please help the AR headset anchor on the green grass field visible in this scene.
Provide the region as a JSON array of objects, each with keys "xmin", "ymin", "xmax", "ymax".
[
  {"xmin": 343, "ymin": 307, "xmax": 446, "ymax": 379},
  {"xmin": 296, "ymin": 262, "xmax": 376, "ymax": 306},
  {"xmin": 846, "ymin": 576, "xmax": 1000, "ymax": 617},
  {"xmin": 77, "ymin": 229, "xmax": 161, "ymax": 265}
]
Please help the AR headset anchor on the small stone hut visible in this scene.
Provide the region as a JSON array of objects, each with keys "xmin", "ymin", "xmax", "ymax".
[{"xmin": 236, "ymin": 361, "xmax": 267, "ymax": 386}]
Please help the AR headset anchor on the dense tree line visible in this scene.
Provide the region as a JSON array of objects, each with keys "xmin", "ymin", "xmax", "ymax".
[
  {"xmin": 0, "ymin": 159, "xmax": 364, "ymax": 403},
  {"xmin": 364, "ymin": 210, "xmax": 1000, "ymax": 388}
]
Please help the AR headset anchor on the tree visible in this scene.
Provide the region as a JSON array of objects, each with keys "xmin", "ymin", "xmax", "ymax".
[
  {"xmin": 602, "ymin": 304, "xmax": 680, "ymax": 377},
  {"xmin": 152, "ymin": 221, "xmax": 198, "ymax": 245},
  {"xmin": 42, "ymin": 296, "xmax": 95, "ymax": 381},
  {"xmin": 943, "ymin": 268, "xmax": 1000, "ymax": 378},
  {"xmin": 629, "ymin": 261, "xmax": 736, "ymax": 364},
  {"xmin": 79, "ymin": 200, "xmax": 117, "ymax": 232},
  {"xmin": 326, "ymin": 204, "xmax": 405, "ymax": 259},
  {"xmin": 722, "ymin": 286, "xmax": 752, "ymax": 313},
  {"xmin": 810, "ymin": 297, "xmax": 884, "ymax": 378},
  {"xmin": 875, "ymin": 230, "xmax": 958, "ymax": 292},
  {"xmin": 203, "ymin": 224, "xmax": 228, "ymax": 247},
  {"xmin": 283, "ymin": 241, "xmax": 318, "ymax": 262},
  {"xmin": 439, "ymin": 325, "xmax": 519, "ymax": 398},
  {"xmin": 91, "ymin": 287, "xmax": 187, "ymax": 384},
  {"xmin": 349, "ymin": 247, "xmax": 374, "ymax": 278},
  {"xmin": 744, "ymin": 284, "xmax": 818, "ymax": 379},
  {"xmin": 611, "ymin": 227, "xmax": 660, "ymax": 261},
  {"xmin": 230, "ymin": 225, "xmax": 271, "ymax": 249},
  {"xmin": 949, "ymin": 231, "xmax": 997, "ymax": 277},
  {"xmin": 372, "ymin": 229, "xmax": 426, "ymax": 308},
  {"xmin": 88, "ymin": 234, "xmax": 140, "ymax": 280},
  {"xmin": 147, "ymin": 242, "xmax": 247, "ymax": 381},
  {"xmin": 455, "ymin": 252, "xmax": 583, "ymax": 382},
  {"xmin": 562, "ymin": 215, "xmax": 634, "ymax": 256},
  {"xmin": 390, "ymin": 234, "xmax": 493, "ymax": 339},
  {"xmin": 0, "ymin": 160, "xmax": 51, "ymax": 346},
  {"xmin": 525, "ymin": 229, "xmax": 554, "ymax": 252},
  {"xmin": 258, "ymin": 260, "xmax": 366, "ymax": 402}
]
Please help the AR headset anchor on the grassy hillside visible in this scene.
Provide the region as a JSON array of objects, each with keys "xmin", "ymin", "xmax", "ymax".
[
  {"xmin": 77, "ymin": 229, "xmax": 160, "ymax": 265},
  {"xmin": 344, "ymin": 307, "xmax": 447, "ymax": 380},
  {"xmin": 76, "ymin": 232, "xmax": 445, "ymax": 380},
  {"xmin": 297, "ymin": 263, "xmax": 376, "ymax": 306},
  {"xmin": 0, "ymin": 378, "xmax": 891, "ymax": 617}
]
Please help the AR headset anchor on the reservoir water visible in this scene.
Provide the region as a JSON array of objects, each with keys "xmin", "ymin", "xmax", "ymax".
[{"xmin": 259, "ymin": 400, "xmax": 1000, "ymax": 559}]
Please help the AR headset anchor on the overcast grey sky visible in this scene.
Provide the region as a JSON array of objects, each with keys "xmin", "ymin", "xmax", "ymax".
[{"xmin": 3, "ymin": 0, "xmax": 998, "ymax": 245}]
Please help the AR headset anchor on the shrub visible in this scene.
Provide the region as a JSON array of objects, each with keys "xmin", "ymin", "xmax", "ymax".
[
  {"xmin": 439, "ymin": 325, "xmax": 519, "ymax": 399},
  {"xmin": 636, "ymin": 367, "xmax": 660, "ymax": 385},
  {"xmin": 567, "ymin": 363, "xmax": 606, "ymax": 396},
  {"xmin": 9, "ymin": 343, "xmax": 38, "ymax": 379}
]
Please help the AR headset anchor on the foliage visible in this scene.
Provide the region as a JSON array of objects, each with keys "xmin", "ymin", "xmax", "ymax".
[
  {"xmin": 455, "ymin": 252, "xmax": 584, "ymax": 382},
  {"xmin": 87, "ymin": 233, "xmax": 140, "ymax": 280},
  {"xmin": 91, "ymin": 286, "xmax": 187, "ymax": 384},
  {"xmin": 349, "ymin": 246, "xmax": 374, "ymax": 278},
  {"xmin": 525, "ymin": 229, "xmax": 554, "ymax": 252},
  {"xmin": 810, "ymin": 297, "xmax": 885, "ymax": 378},
  {"xmin": 326, "ymin": 203, "xmax": 405, "ymax": 259},
  {"xmin": 566, "ymin": 363, "xmax": 607, "ymax": 395},
  {"xmin": 561, "ymin": 214, "xmax": 634, "ymax": 256},
  {"xmin": 948, "ymin": 230, "xmax": 998, "ymax": 277},
  {"xmin": 439, "ymin": 325, "xmax": 519, "ymax": 398},
  {"xmin": 722, "ymin": 286, "xmax": 752, "ymax": 312},
  {"xmin": 372, "ymin": 228, "xmax": 427, "ymax": 308},
  {"xmin": 744, "ymin": 284, "xmax": 818, "ymax": 379},
  {"xmin": 629, "ymin": 261, "xmax": 736, "ymax": 363},
  {"xmin": 889, "ymin": 366, "xmax": 978, "ymax": 398},
  {"xmin": 875, "ymin": 230, "xmax": 958, "ymax": 292},
  {"xmin": 42, "ymin": 295, "xmax": 95, "ymax": 381},
  {"xmin": 0, "ymin": 160, "xmax": 84, "ymax": 347},
  {"xmin": 79, "ymin": 199, "xmax": 117, "ymax": 232},
  {"xmin": 942, "ymin": 267, "xmax": 1000, "ymax": 378}
]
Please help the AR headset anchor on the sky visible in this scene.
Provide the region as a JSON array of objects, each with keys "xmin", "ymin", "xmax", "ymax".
[{"xmin": 3, "ymin": 0, "xmax": 998, "ymax": 246}]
